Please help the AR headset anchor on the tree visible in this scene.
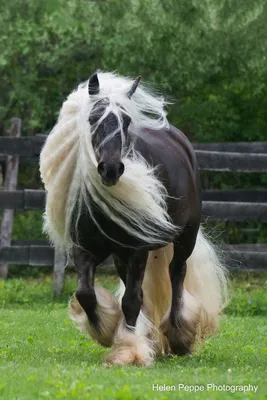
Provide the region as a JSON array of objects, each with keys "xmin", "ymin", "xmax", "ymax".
[{"xmin": 1, "ymin": 0, "xmax": 267, "ymax": 141}]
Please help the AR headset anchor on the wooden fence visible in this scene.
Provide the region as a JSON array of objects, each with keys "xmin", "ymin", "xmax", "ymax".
[{"xmin": 0, "ymin": 133, "xmax": 267, "ymax": 296}]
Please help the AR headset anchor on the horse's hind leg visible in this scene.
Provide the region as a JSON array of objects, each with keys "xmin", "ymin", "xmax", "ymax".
[
  {"xmin": 160, "ymin": 226, "xmax": 200, "ymax": 355},
  {"xmin": 69, "ymin": 246, "xmax": 121, "ymax": 347},
  {"xmin": 106, "ymin": 248, "xmax": 155, "ymax": 366}
]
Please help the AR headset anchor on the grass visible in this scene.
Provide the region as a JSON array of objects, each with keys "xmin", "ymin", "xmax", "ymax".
[{"xmin": 0, "ymin": 272, "xmax": 267, "ymax": 400}]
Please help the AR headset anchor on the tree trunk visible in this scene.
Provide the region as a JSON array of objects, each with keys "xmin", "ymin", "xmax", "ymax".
[{"xmin": 0, "ymin": 118, "xmax": 21, "ymax": 279}]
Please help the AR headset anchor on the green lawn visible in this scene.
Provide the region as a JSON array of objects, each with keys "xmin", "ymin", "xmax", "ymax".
[{"xmin": 0, "ymin": 272, "xmax": 267, "ymax": 400}]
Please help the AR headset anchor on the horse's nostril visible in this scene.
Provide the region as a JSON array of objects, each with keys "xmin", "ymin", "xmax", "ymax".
[
  {"xmin": 97, "ymin": 161, "xmax": 105, "ymax": 176},
  {"xmin": 118, "ymin": 162, "xmax": 125, "ymax": 176}
]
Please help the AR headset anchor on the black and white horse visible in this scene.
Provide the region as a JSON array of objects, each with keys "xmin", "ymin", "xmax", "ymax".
[{"xmin": 40, "ymin": 71, "xmax": 228, "ymax": 366}]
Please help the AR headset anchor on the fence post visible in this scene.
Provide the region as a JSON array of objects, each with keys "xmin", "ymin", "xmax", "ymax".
[
  {"xmin": 53, "ymin": 248, "xmax": 66, "ymax": 297},
  {"xmin": 0, "ymin": 118, "xmax": 21, "ymax": 279}
]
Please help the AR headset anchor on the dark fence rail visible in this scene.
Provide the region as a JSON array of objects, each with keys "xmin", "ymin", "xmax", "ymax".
[
  {"xmin": 202, "ymin": 201, "xmax": 267, "ymax": 221},
  {"xmin": 202, "ymin": 189, "xmax": 267, "ymax": 203},
  {"xmin": 1, "ymin": 136, "xmax": 267, "ymax": 155},
  {"xmin": 1, "ymin": 137, "xmax": 267, "ymax": 172},
  {"xmin": 0, "ymin": 245, "xmax": 54, "ymax": 266},
  {"xmin": 1, "ymin": 190, "xmax": 267, "ymax": 221},
  {"xmin": 193, "ymin": 142, "xmax": 267, "ymax": 153},
  {"xmin": 0, "ymin": 190, "xmax": 45, "ymax": 210},
  {"xmin": 1, "ymin": 189, "xmax": 267, "ymax": 210},
  {"xmin": 196, "ymin": 150, "xmax": 267, "ymax": 172},
  {"xmin": 0, "ymin": 136, "xmax": 44, "ymax": 157},
  {"xmin": 1, "ymin": 243, "xmax": 267, "ymax": 271}
]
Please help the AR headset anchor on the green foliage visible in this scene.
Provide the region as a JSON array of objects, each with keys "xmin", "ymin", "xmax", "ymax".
[
  {"xmin": 1, "ymin": 0, "xmax": 267, "ymax": 141},
  {"xmin": 226, "ymin": 271, "xmax": 267, "ymax": 316},
  {"xmin": 1, "ymin": 272, "xmax": 267, "ymax": 314},
  {"xmin": 0, "ymin": 274, "xmax": 119, "ymax": 307},
  {"xmin": 0, "ymin": 0, "xmax": 102, "ymax": 134},
  {"xmin": 12, "ymin": 210, "xmax": 45, "ymax": 241}
]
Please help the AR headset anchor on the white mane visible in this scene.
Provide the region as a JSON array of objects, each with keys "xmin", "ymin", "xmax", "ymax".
[{"xmin": 40, "ymin": 71, "xmax": 178, "ymax": 251}]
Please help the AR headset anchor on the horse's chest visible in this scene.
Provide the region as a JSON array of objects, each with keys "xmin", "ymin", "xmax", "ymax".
[{"xmin": 75, "ymin": 205, "xmax": 143, "ymax": 250}]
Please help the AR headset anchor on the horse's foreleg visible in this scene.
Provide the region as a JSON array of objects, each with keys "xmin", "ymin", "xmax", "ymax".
[
  {"xmin": 73, "ymin": 246, "xmax": 98, "ymax": 325},
  {"xmin": 69, "ymin": 246, "xmax": 121, "ymax": 347},
  {"xmin": 160, "ymin": 227, "xmax": 200, "ymax": 355},
  {"xmin": 106, "ymin": 249, "xmax": 155, "ymax": 366}
]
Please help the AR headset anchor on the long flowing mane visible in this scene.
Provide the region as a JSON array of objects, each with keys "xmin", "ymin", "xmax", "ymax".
[{"xmin": 40, "ymin": 71, "xmax": 178, "ymax": 251}]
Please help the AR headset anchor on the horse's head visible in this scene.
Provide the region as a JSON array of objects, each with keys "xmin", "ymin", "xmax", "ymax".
[{"xmin": 88, "ymin": 72, "xmax": 141, "ymax": 187}]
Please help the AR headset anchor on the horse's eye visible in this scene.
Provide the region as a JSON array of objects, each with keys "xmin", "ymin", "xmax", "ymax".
[
  {"xmin": 88, "ymin": 116, "xmax": 93, "ymax": 125},
  {"xmin": 123, "ymin": 115, "xmax": 131, "ymax": 130}
]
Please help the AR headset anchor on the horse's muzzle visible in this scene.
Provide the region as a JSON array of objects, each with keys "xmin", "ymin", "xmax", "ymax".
[{"xmin": 97, "ymin": 161, "xmax": 125, "ymax": 186}]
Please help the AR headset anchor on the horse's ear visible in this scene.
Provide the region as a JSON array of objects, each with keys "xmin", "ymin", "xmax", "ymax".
[
  {"xmin": 127, "ymin": 76, "xmax": 142, "ymax": 98},
  {"xmin": 88, "ymin": 72, "xmax": 100, "ymax": 95}
]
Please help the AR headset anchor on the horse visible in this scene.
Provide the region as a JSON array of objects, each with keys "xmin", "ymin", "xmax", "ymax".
[{"xmin": 39, "ymin": 71, "xmax": 228, "ymax": 366}]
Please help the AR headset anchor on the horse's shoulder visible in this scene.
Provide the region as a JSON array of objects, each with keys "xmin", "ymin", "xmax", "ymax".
[{"xmin": 135, "ymin": 125, "xmax": 197, "ymax": 169}]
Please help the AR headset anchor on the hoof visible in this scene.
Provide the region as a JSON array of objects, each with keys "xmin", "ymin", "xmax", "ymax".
[
  {"xmin": 105, "ymin": 325, "xmax": 155, "ymax": 366},
  {"xmin": 160, "ymin": 292, "xmax": 200, "ymax": 356},
  {"xmin": 160, "ymin": 316, "xmax": 196, "ymax": 355},
  {"xmin": 69, "ymin": 286, "xmax": 121, "ymax": 347},
  {"xmin": 105, "ymin": 347, "xmax": 152, "ymax": 366}
]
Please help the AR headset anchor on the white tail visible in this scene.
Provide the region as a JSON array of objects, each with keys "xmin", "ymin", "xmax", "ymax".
[
  {"xmin": 184, "ymin": 227, "xmax": 229, "ymax": 336},
  {"xmin": 135, "ymin": 225, "xmax": 229, "ymax": 354}
]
